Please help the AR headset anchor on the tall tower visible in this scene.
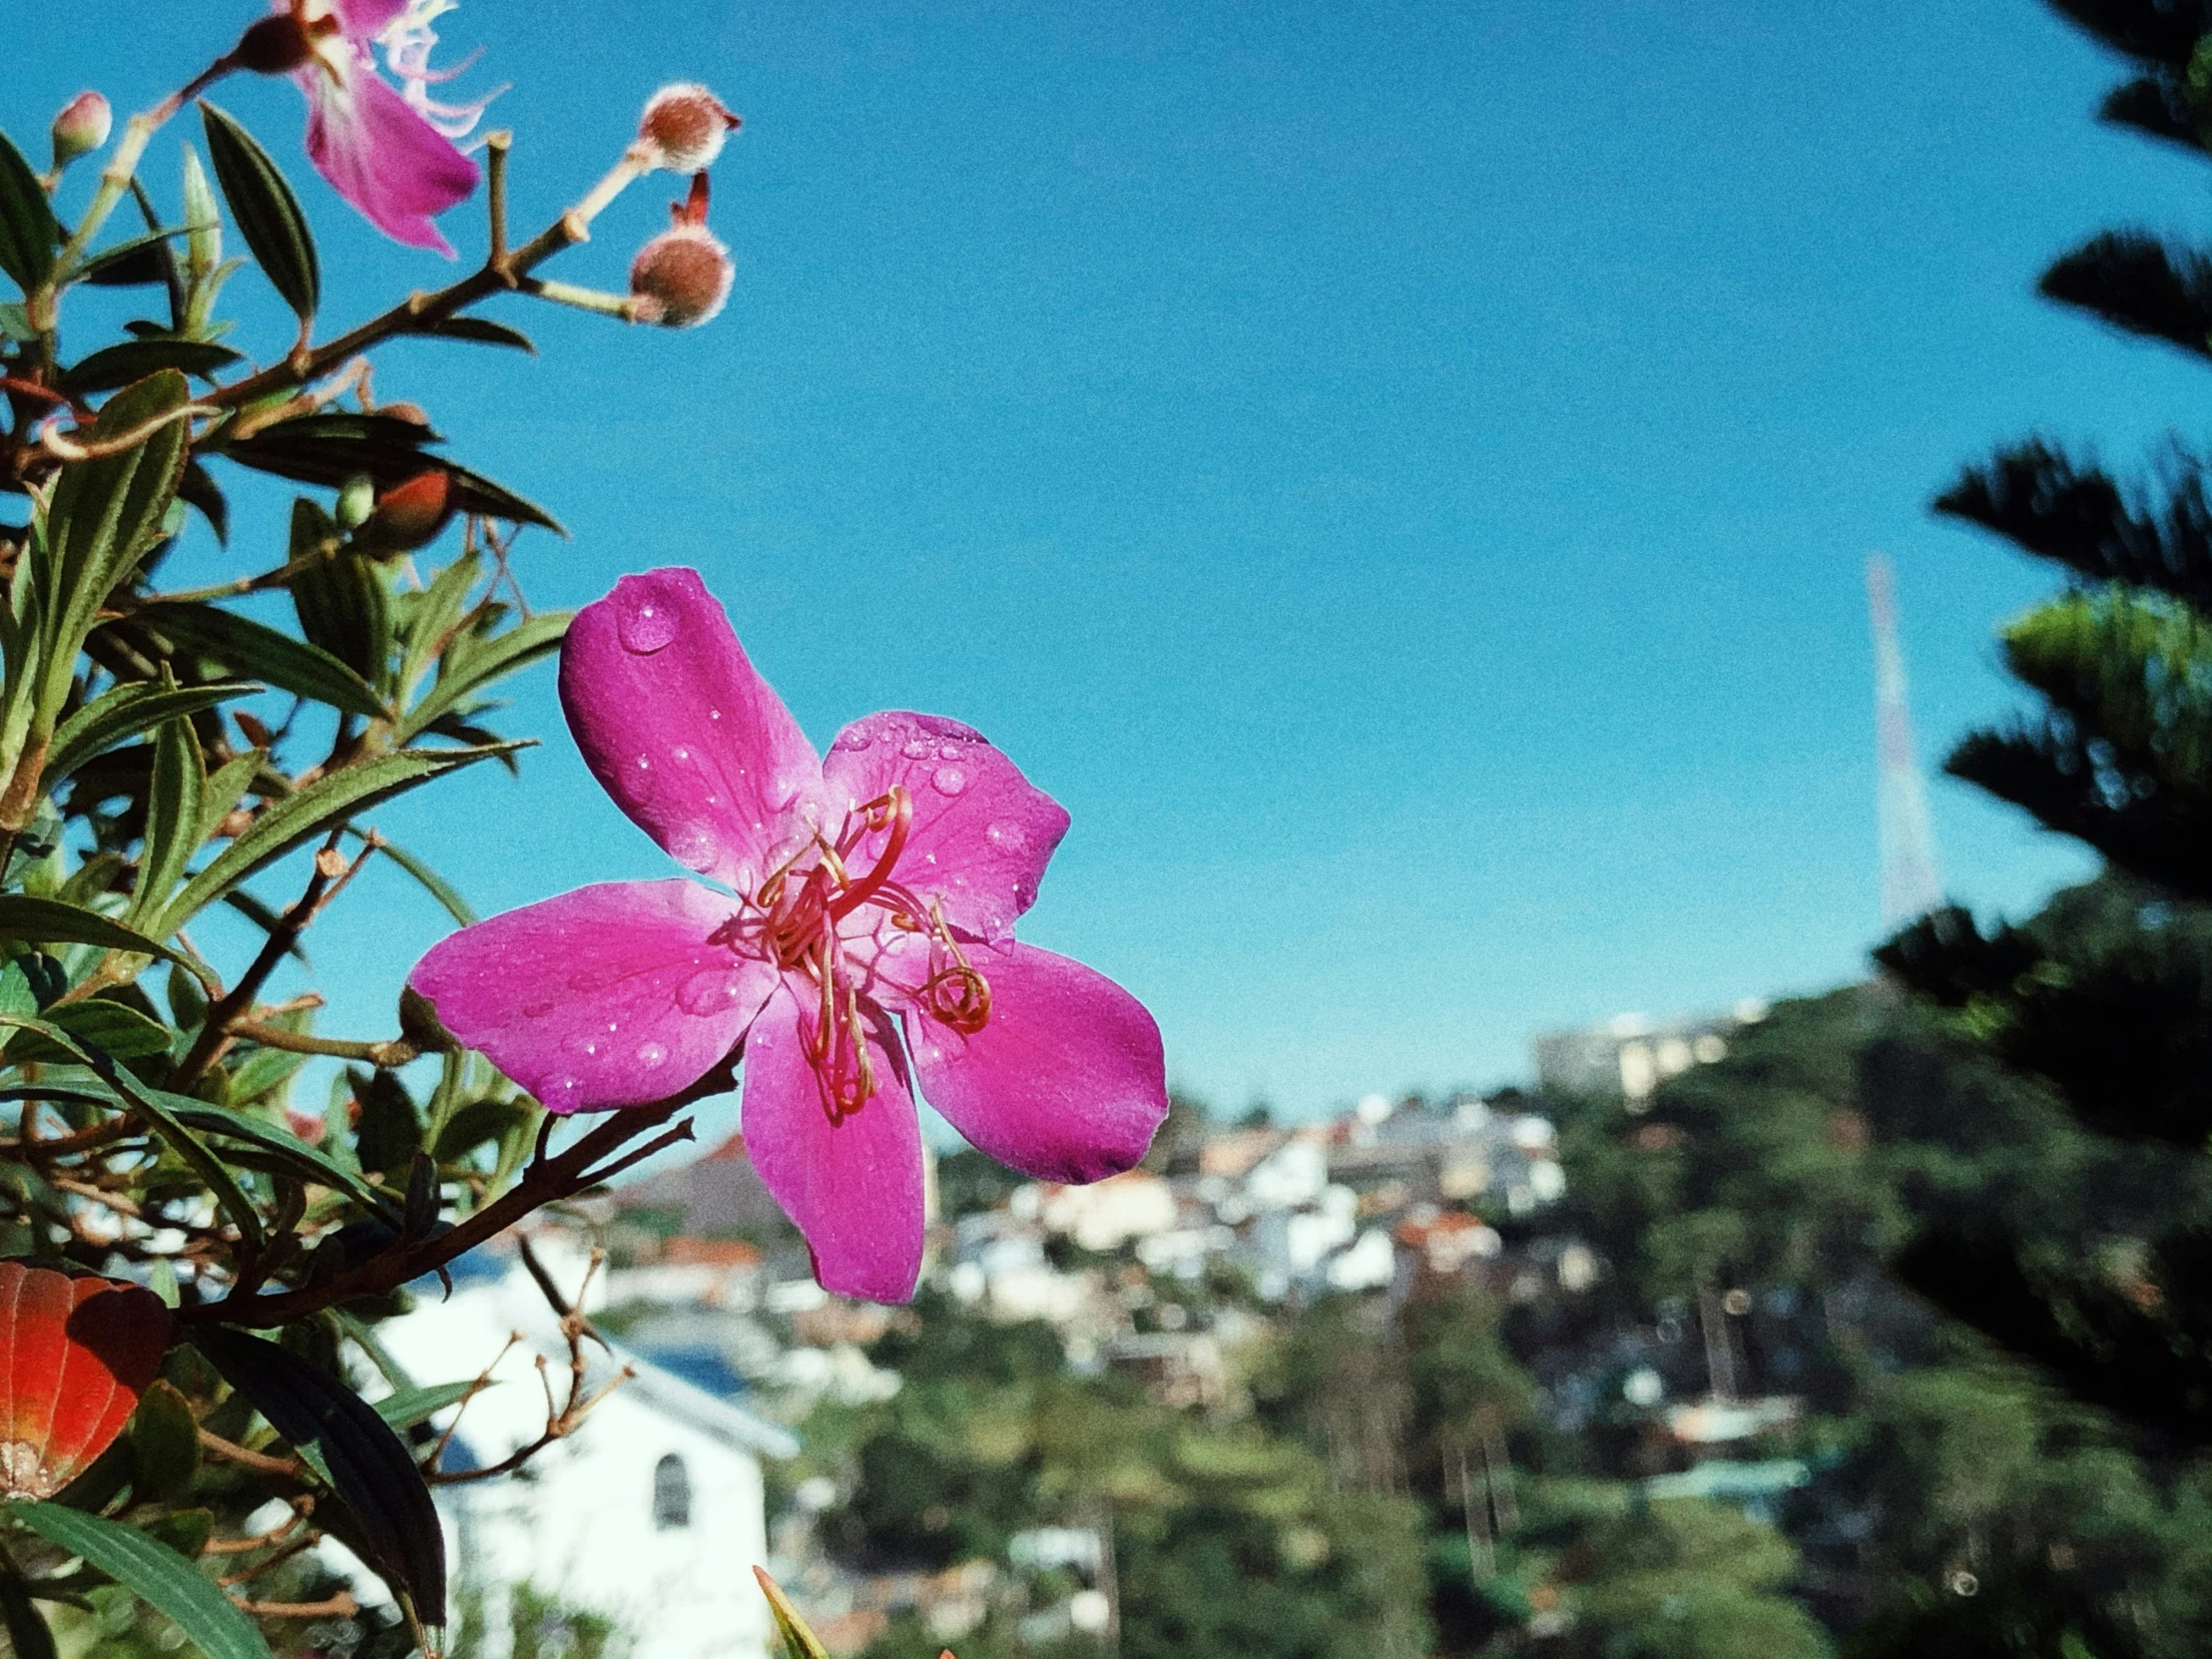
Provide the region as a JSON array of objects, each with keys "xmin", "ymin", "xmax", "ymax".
[{"xmin": 1868, "ymin": 553, "xmax": 1942, "ymax": 927}]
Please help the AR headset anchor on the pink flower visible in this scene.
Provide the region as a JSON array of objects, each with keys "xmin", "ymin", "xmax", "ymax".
[
  {"xmin": 407, "ymin": 570, "xmax": 1169, "ymax": 1302},
  {"xmin": 247, "ymin": 0, "xmax": 481, "ymax": 253}
]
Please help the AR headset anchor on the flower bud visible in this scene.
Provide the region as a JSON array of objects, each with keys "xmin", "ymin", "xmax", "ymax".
[
  {"xmin": 49, "ymin": 93, "xmax": 111, "ymax": 170},
  {"xmin": 232, "ymin": 12, "xmax": 315, "ymax": 75},
  {"xmin": 638, "ymin": 83, "xmax": 741, "ymax": 173},
  {"xmin": 362, "ymin": 469, "xmax": 456, "ymax": 551},
  {"xmin": 629, "ymin": 224, "xmax": 734, "ymax": 328},
  {"xmin": 335, "ymin": 473, "xmax": 376, "ymax": 530}
]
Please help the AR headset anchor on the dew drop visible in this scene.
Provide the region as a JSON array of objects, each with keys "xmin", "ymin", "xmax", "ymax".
[
  {"xmin": 638, "ymin": 1040, "xmax": 669, "ymax": 1070},
  {"xmin": 547, "ymin": 1075, "xmax": 584, "ymax": 1106},
  {"xmin": 669, "ymin": 822, "xmax": 721, "ymax": 872},
  {"xmin": 710, "ymin": 708, "xmax": 723, "ymax": 721},
  {"xmin": 677, "ymin": 968, "xmax": 746, "ymax": 1016},
  {"xmin": 582, "ymin": 1040, "xmax": 599, "ymax": 1057},
  {"xmin": 636, "ymin": 754, "xmax": 652, "ymax": 771},
  {"xmin": 938, "ymin": 743, "xmax": 963, "ymax": 762},
  {"xmin": 931, "ymin": 766, "xmax": 967, "ymax": 797},
  {"xmin": 901, "ymin": 738, "xmax": 933, "ymax": 761},
  {"xmin": 986, "ymin": 820, "xmax": 1027, "ymax": 850},
  {"xmin": 616, "ymin": 590, "xmax": 680, "ymax": 654},
  {"xmin": 673, "ymin": 746, "xmax": 691, "ymax": 762}
]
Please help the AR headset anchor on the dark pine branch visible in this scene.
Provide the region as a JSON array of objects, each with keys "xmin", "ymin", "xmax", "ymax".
[
  {"xmin": 1936, "ymin": 439, "xmax": 2212, "ymax": 608},
  {"xmin": 2045, "ymin": 0, "xmax": 2212, "ymax": 67},
  {"xmin": 2041, "ymin": 230, "xmax": 2212, "ymax": 360}
]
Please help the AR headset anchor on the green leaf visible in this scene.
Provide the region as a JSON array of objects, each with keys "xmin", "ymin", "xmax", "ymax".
[
  {"xmin": 7, "ymin": 998, "xmax": 175, "ymax": 1061},
  {"xmin": 288, "ymin": 502, "xmax": 390, "ymax": 687},
  {"xmin": 0, "ymin": 894, "xmax": 217, "ymax": 990},
  {"xmin": 443, "ymin": 461, "xmax": 564, "ymax": 535},
  {"xmin": 395, "ymin": 552, "xmax": 480, "ymax": 707},
  {"xmin": 130, "ymin": 1379, "xmax": 204, "ymax": 1504},
  {"xmin": 373, "ymin": 1380, "xmax": 483, "ymax": 1429},
  {"xmin": 130, "ymin": 717, "xmax": 205, "ymax": 929},
  {"xmin": 42, "ymin": 679, "xmax": 258, "ymax": 793},
  {"xmin": 0, "ymin": 129, "xmax": 58, "ymax": 296},
  {"xmin": 161, "ymin": 1097, "xmax": 396, "ymax": 1221},
  {"xmin": 189, "ymin": 1329, "xmax": 446, "ymax": 1625},
  {"xmin": 159, "ymin": 744, "xmax": 521, "ymax": 931},
  {"xmin": 399, "ymin": 611, "xmax": 570, "ymax": 743},
  {"xmin": 128, "ymin": 603, "xmax": 387, "ymax": 721},
  {"xmin": 757, "ymin": 1569, "xmax": 835, "ymax": 1659},
  {"xmin": 416, "ymin": 315, "xmax": 536, "ymax": 352},
  {"xmin": 75, "ymin": 226, "xmax": 189, "ymax": 288},
  {"xmin": 181, "ymin": 145, "xmax": 227, "ymax": 330},
  {"xmin": 177, "ymin": 460, "xmax": 229, "ymax": 544},
  {"xmin": 199, "ymin": 750, "xmax": 264, "ymax": 844},
  {"xmin": 8, "ymin": 1501, "xmax": 271, "ymax": 1659},
  {"xmin": 33, "ymin": 371, "xmax": 193, "ymax": 735},
  {"xmin": 61, "ymin": 339, "xmax": 243, "ymax": 395},
  {"xmin": 198, "ymin": 103, "xmax": 317, "ymax": 324},
  {"xmin": 0, "ymin": 1012, "xmax": 265, "ymax": 1249}
]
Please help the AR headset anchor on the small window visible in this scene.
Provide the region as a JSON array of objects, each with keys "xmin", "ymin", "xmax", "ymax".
[{"xmin": 653, "ymin": 1453, "xmax": 692, "ymax": 1530}]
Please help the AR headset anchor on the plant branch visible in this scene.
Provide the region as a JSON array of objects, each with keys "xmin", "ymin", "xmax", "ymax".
[
  {"xmin": 179, "ymin": 1052, "xmax": 733, "ymax": 1329},
  {"xmin": 209, "ymin": 142, "xmax": 651, "ymax": 414}
]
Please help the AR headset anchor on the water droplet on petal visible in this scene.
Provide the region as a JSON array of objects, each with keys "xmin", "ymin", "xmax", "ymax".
[
  {"xmin": 677, "ymin": 968, "xmax": 748, "ymax": 1016},
  {"xmin": 638, "ymin": 1040, "xmax": 669, "ymax": 1069},
  {"xmin": 901, "ymin": 739, "xmax": 933, "ymax": 761},
  {"xmin": 710, "ymin": 708, "xmax": 723, "ymax": 721},
  {"xmin": 669, "ymin": 822, "xmax": 721, "ymax": 872},
  {"xmin": 931, "ymin": 766, "xmax": 967, "ymax": 797},
  {"xmin": 636, "ymin": 755, "xmax": 652, "ymax": 771},
  {"xmin": 986, "ymin": 820, "xmax": 1027, "ymax": 850},
  {"xmin": 616, "ymin": 589, "xmax": 680, "ymax": 654},
  {"xmin": 938, "ymin": 743, "xmax": 963, "ymax": 762},
  {"xmin": 673, "ymin": 746, "xmax": 690, "ymax": 762},
  {"xmin": 548, "ymin": 1075, "xmax": 584, "ymax": 1105}
]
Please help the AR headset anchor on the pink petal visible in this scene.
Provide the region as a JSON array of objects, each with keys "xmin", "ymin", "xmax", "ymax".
[
  {"xmin": 903, "ymin": 940, "xmax": 1166, "ymax": 1183},
  {"xmin": 823, "ymin": 712, "xmax": 1069, "ymax": 940},
  {"xmin": 300, "ymin": 49, "xmax": 478, "ymax": 254},
  {"xmin": 560, "ymin": 569, "xmax": 825, "ymax": 896},
  {"xmin": 407, "ymin": 880, "xmax": 775, "ymax": 1113},
  {"xmin": 334, "ymin": 0, "xmax": 410, "ymax": 38},
  {"xmin": 741, "ymin": 988, "xmax": 925, "ymax": 1303}
]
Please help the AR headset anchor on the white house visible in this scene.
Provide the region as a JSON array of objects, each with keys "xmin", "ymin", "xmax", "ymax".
[{"xmin": 374, "ymin": 1242, "xmax": 800, "ymax": 1659}]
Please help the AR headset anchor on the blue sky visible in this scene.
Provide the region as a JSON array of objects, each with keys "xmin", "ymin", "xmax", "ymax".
[{"xmin": 18, "ymin": 0, "xmax": 2205, "ymax": 1118}]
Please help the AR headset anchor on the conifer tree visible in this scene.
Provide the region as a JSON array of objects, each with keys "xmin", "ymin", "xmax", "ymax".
[{"xmin": 1877, "ymin": 0, "xmax": 2212, "ymax": 1445}]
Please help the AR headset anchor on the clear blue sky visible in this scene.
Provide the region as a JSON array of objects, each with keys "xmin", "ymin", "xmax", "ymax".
[{"xmin": 18, "ymin": 0, "xmax": 2199, "ymax": 1118}]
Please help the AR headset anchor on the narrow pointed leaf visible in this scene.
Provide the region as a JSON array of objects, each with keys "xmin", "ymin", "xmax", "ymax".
[
  {"xmin": 130, "ymin": 718, "xmax": 205, "ymax": 928},
  {"xmin": 129, "ymin": 603, "xmax": 387, "ymax": 720},
  {"xmin": 288, "ymin": 502, "xmax": 390, "ymax": 686},
  {"xmin": 396, "ymin": 553, "xmax": 480, "ymax": 706},
  {"xmin": 62, "ymin": 339, "xmax": 243, "ymax": 395},
  {"xmin": 177, "ymin": 461, "xmax": 230, "ymax": 544},
  {"xmin": 0, "ymin": 129, "xmax": 57, "ymax": 296},
  {"xmin": 0, "ymin": 1012, "xmax": 265, "ymax": 1248},
  {"xmin": 4, "ymin": 998, "xmax": 175, "ymax": 1062},
  {"xmin": 161, "ymin": 744, "xmax": 522, "ymax": 929},
  {"xmin": 76, "ymin": 226, "xmax": 190, "ymax": 288},
  {"xmin": 757, "ymin": 1569, "xmax": 835, "ymax": 1659},
  {"xmin": 373, "ymin": 1380, "xmax": 484, "ymax": 1429},
  {"xmin": 0, "ymin": 894, "xmax": 217, "ymax": 989},
  {"xmin": 9, "ymin": 1503, "xmax": 269, "ymax": 1659},
  {"xmin": 159, "ymin": 1096, "xmax": 397, "ymax": 1222},
  {"xmin": 399, "ymin": 612, "xmax": 569, "ymax": 742},
  {"xmin": 190, "ymin": 1328, "xmax": 445, "ymax": 1625},
  {"xmin": 416, "ymin": 314, "xmax": 535, "ymax": 351},
  {"xmin": 199, "ymin": 103, "xmax": 317, "ymax": 323},
  {"xmin": 199, "ymin": 750, "xmax": 265, "ymax": 843},
  {"xmin": 35, "ymin": 370, "xmax": 193, "ymax": 732},
  {"xmin": 42, "ymin": 679, "xmax": 258, "ymax": 792}
]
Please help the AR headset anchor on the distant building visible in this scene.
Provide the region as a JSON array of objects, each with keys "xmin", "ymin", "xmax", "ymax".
[
  {"xmin": 1531, "ymin": 1002, "xmax": 1769, "ymax": 1106},
  {"xmin": 377, "ymin": 1239, "xmax": 799, "ymax": 1659}
]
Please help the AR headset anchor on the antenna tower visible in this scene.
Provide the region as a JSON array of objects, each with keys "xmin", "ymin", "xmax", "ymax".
[{"xmin": 1868, "ymin": 553, "xmax": 1941, "ymax": 927}]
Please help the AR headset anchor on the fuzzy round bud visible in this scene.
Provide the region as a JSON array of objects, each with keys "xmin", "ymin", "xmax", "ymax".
[
  {"xmin": 49, "ymin": 93, "xmax": 112, "ymax": 170},
  {"xmin": 233, "ymin": 13, "xmax": 315, "ymax": 75},
  {"xmin": 363, "ymin": 470, "xmax": 456, "ymax": 551},
  {"xmin": 629, "ymin": 224, "xmax": 734, "ymax": 328},
  {"xmin": 638, "ymin": 83, "xmax": 741, "ymax": 173},
  {"xmin": 335, "ymin": 474, "xmax": 376, "ymax": 530}
]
